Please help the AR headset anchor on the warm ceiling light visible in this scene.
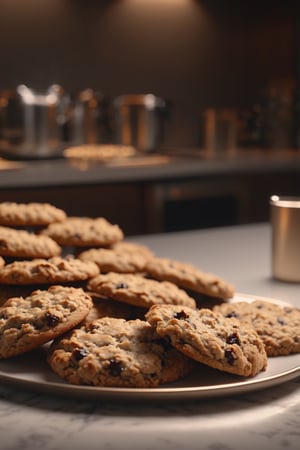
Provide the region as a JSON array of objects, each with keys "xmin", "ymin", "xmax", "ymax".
[{"xmin": 126, "ymin": 0, "xmax": 193, "ymax": 6}]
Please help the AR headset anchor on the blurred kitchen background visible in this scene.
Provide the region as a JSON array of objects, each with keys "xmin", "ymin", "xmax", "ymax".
[
  {"xmin": 0, "ymin": 0, "xmax": 299, "ymax": 149},
  {"xmin": 0, "ymin": 0, "xmax": 300, "ymax": 235}
]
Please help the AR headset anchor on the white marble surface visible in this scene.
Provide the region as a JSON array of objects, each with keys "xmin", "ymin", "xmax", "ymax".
[{"xmin": 0, "ymin": 223, "xmax": 299, "ymax": 450}]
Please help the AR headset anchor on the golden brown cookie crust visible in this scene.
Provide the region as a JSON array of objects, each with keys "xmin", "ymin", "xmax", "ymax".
[
  {"xmin": 144, "ymin": 257, "xmax": 235, "ymax": 300},
  {"xmin": 48, "ymin": 317, "xmax": 193, "ymax": 387},
  {"xmin": 87, "ymin": 272, "xmax": 196, "ymax": 309},
  {"xmin": 0, "ymin": 226, "xmax": 61, "ymax": 258},
  {"xmin": 78, "ymin": 247, "xmax": 149, "ymax": 274},
  {"xmin": 214, "ymin": 300, "xmax": 300, "ymax": 356},
  {"xmin": 146, "ymin": 304, "xmax": 268, "ymax": 377},
  {"xmin": 41, "ymin": 217, "xmax": 124, "ymax": 247},
  {"xmin": 0, "ymin": 285, "xmax": 93, "ymax": 359},
  {"xmin": 0, "ymin": 256, "xmax": 99, "ymax": 285},
  {"xmin": 0, "ymin": 202, "xmax": 67, "ymax": 226}
]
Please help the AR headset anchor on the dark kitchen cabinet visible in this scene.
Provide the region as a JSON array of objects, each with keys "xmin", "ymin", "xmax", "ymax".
[
  {"xmin": 143, "ymin": 171, "xmax": 300, "ymax": 233},
  {"xmin": 1, "ymin": 169, "xmax": 299, "ymax": 236},
  {"xmin": 0, "ymin": 184, "xmax": 145, "ymax": 236}
]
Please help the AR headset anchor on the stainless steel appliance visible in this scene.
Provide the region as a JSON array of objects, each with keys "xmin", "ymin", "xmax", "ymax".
[
  {"xmin": 270, "ymin": 195, "xmax": 300, "ymax": 282},
  {"xmin": 69, "ymin": 88, "xmax": 112, "ymax": 146},
  {"xmin": 0, "ymin": 84, "xmax": 67, "ymax": 159},
  {"xmin": 113, "ymin": 94, "xmax": 169, "ymax": 152}
]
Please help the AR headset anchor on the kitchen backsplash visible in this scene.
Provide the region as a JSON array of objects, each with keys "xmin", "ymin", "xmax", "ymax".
[{"xmin": 0, "ymin": 0, "xmax": 298, "ymax": 148}]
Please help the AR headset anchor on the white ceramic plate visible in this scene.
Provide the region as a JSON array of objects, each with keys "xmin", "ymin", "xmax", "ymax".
[{"xmin": 0, "ymin": 293, "xmax": 299, "ymax": 401}]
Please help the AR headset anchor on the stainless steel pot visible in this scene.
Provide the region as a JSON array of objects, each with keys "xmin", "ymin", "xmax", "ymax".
[
  {"xmin": 113, "ymin": 94, "xmax": 169, "ymax": 152},
  {"xmin": 0, "ymin": 84, "xmax": 67, "ymax": 159},
  {"xmin": 69, "ymin": 88, "xmax": 112, "ymax": 146}
]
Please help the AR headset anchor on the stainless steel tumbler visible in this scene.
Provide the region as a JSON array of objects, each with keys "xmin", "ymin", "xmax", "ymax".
[{"xmin": 270, "ymin": 195, "xmax": 300, "ymax": 282}]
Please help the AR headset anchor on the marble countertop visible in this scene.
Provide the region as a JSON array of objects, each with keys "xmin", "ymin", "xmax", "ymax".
[
  {"xmin": 1, "ymin": 148, "xmax": 300, "ymax": 188},
  {"xmin": 0, "ymin": 223, "xmax": 299, "ymax": 450}
]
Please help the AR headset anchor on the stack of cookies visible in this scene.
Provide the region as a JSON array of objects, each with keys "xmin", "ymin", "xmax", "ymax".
[{"xmin": 0, "ymin": 201, "xmax": 299, "ymax": 389}]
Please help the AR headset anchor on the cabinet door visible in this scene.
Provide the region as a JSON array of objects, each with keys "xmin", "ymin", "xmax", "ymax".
[{"xmin": 0, "ymin": 183, "xmax": 145, "ymax": 236}]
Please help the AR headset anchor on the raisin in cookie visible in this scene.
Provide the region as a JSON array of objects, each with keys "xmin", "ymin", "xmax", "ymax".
[
  {"xmin": 213, "ymin": 299, "xmax": 300, "ymax": 356},
  {"xmin": 0, "ymin": 202, "xmax": 67, "ymax": 227},
  {"xmin": 144, "ymin": 257, "xmax": 235, "ymax": 300},
  {"xmin": 78, "ymin": 247, "xmax": 149, "ymax": 274},
  {"xmin": 0, "ymin": 256, "xmax": 99, "ymax": 285},
  {"xmin": 0, "ymin": 285, "xmax": 93, "ymax": 359},
  {"xmin": 40, "ymin": 216, "xmax": 124, "ymax": 247},
  {"xmin": 0, "ymin": 226, "xmax": 61, "ymax": 258},
  {"xmin": 48, "ymin": 317, "xmax": 193, "ymax": 387},
  {"xmin": 146, "ymin": 304, "xmax": 267, "ymax": 377},
  {"xmin": 87, "ymin": 272, "xmax": 196, "ymax": 309}
]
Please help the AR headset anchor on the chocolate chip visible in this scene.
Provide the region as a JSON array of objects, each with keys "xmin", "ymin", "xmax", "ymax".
[
  {"xmin": 225, "ymin": 311, "xmax": 239, "ymax": 319},
  {"xmin": 226, "ymin": 332, "xmax": 241, "ymax": 346},
  {"xmin": 277, "ymin": 317, "xmax": 285, "ymax": 325},
  {"xmin": 116, "ymin": 282, "xmax": 128, "ymax": 289},
  {"xmin": 108, "ymin": 359, "xmax": 123, "ymax": 376},
  {"xmin": 174, "ymin": 310, "xmax": 189, "ymax": 320},
  {"xmin": 86, "ymin": 323, "xmax": 100, "ymax": 332},
  {"xmin": 45, "ymin": 312, "xmax": 59, "ymax": 327},
  {"xmin": 224, "ymin": 348, "xmax": 236, "ymax": 365},
  {"xmin": 72, "ymin": 348, "xmax": 88, "ymax": 361}
]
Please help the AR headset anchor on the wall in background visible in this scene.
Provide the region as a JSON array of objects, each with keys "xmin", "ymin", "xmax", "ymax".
[{"xmin": 0, "ymin": 0, "xmax": 298, "ymax": 147}]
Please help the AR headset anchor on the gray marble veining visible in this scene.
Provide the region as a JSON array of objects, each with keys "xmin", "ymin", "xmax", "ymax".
[
  {"xmin": 0, "ymin": 224, "xmax": 299, "ymax": 450},
  {"xmin": 0, "ymin": 378, "xmax": 299, "ymax": 450}
]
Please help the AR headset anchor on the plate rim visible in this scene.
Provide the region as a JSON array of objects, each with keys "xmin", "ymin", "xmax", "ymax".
[
  {"xmin": 0, "ymin": 361, "xmax": 299, "ymax": 402},
  {"xmin": 0, "ymin": 292, "xmax": 299, "ymax": 401}
]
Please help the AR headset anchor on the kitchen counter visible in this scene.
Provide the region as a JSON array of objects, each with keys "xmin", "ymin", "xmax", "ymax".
[
  {"xmin": 1, "ymin": 148, "xmax": 300, "ymax": 188},
  {"xmin": 1, "ymin": 148, "xmax": 300, "ymax": 235},
  {"xmin": 0, "ymin": 223, "xmax": 299, "ymax": 450}
]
